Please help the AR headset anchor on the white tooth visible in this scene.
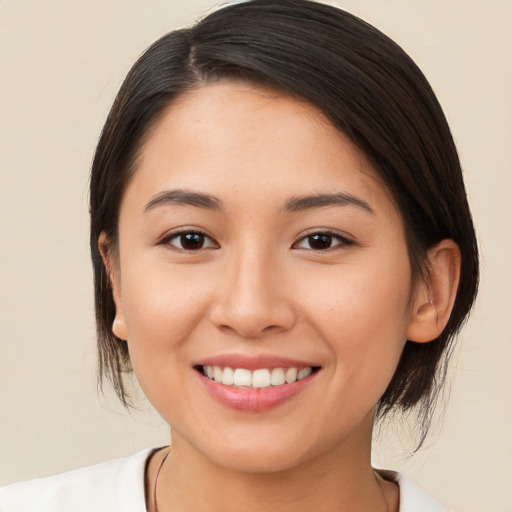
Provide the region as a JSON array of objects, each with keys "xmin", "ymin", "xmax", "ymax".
[
  {"xmin": 221, "ymin": 367, "xmax": 234, "ymax": 385},
  {"xmin": 213, "ymin": 366, "xmax": 223, "ymax": 383},
  {"xmin": 252, "ymin": 369, "xmax": 271, "ymax": 388},
  {"xmin": 206, "ymin": 366, "xmax": 214, "ymax": 379},
  {"xmin": 233, "ymin": 368, "xmax": 252, "ymax": 386},
  {"xmin": 270, "ymin": 368, "xmax": 285, "ymax": 386},
  {"xmin": 297, "ymin": 367, "xmax": 311, "ymax": 380},
  {"xmin": 285, "ymin": 367, "xmax": 297, "ymax": 383}
]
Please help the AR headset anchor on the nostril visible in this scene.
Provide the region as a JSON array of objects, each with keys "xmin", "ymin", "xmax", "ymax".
[{"xmin": 208, "ymin": 282, "xmax": 297, "ymax": 338}]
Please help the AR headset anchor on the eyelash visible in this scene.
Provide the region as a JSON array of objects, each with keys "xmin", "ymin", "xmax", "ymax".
[
  {"xmin": 159, "ymin": 230, "xmax": 218, "ymax": 252},
  {"xmin": 292, "ymin": 230, "xmax": 354, "ymax": 251},
  {"xmin": 159, "ymin": 229, "xmax": 354, "ymax": 252}
]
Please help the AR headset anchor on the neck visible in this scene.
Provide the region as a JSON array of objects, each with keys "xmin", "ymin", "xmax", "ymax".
[{"xmin": 151, "ymin": 415, "xmax": 398, "ymax": 512}]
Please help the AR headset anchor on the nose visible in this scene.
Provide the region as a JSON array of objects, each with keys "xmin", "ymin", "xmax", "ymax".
[{"xmin": 209, "ymin": 248, "xmax": 297, "ymax": 339}]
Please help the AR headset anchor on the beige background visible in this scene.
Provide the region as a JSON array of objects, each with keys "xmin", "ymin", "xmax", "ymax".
[{"xmin": 1, "ymin": 1, "xmax": 511, "ymax": 510}]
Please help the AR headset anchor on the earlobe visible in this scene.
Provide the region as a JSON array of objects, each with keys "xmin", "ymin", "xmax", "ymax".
[
  {"xmin": 407, "ymin": 239, "xmax": 461, "ymax": 343},
  {"xmin": 112, "ymin": 316, "xmax": 127, "ymax": 340},
  {"xmin": 98, "ymin": 232, "xmax": 127, "ymax": 340}
]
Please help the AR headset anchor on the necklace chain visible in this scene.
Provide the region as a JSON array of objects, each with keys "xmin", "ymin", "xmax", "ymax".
[
  {"xmin": 153, "ymin": 450, "xmax": 392, "ymax": 512},
  {"xmin": 153, "ymin": 449, "xmax": 170, "ymax": 512}
]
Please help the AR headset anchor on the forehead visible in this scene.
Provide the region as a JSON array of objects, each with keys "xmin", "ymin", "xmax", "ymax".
[{"xmin": 126, "ymin": 80, "xmax": 396, "ymax": 218}]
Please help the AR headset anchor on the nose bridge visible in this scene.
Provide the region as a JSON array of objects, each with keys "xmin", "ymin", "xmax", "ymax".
[
  {"xmin": 210, "ymin": 239, "xmax": 294, "ymax": 337},
  {"xmin": 233, "ymin": 242, "xmax": 275, "ymax": 307}
]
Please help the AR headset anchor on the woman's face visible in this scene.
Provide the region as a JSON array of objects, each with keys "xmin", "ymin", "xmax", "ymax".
[{"xmin": 110, "ymin": 81, "xmax": 417, "ymax": 472}]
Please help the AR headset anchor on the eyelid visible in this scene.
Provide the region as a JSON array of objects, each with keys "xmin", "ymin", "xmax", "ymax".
[
  {"xmin": 158, "ymin": 227, "xmax": 219, "ymax": 251},
  {"xmin": 292, "ymin": 229, "xmax": 354, "ymax": 250},
  {"xmin": 156, "ymin": 227, "xmax": 353, "ymax": 252}
]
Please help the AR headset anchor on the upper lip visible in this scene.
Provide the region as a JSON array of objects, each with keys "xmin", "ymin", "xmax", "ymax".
[{"xmin": 194, "ymin": 354, "xmax": 321, "ymax": 371}]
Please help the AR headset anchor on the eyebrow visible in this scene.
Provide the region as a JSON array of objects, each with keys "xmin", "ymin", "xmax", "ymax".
[
  {"xmin": 144, "ymin": 189, "xmax": 223, "ymax": 213},
  {"xmin": 283, "ymin": 192, "xmax": 374, "ymax": 214},
  {"xmin": 143, "ymin": 189, "xmax": 374, "ymax": 215}
]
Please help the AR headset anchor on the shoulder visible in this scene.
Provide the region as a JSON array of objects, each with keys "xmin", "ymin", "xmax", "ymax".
[
  {"xmin": 0, "ymin": 448, "xmax": 153, "ymax": 512},
  {"xmin": 378, "ymin": 469, "xmax": 453, "ymax": 512}
]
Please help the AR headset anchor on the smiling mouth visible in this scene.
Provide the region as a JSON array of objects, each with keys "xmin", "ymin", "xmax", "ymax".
[{"xmin": 196, "ymin": 365, "xmax": 320, "ymax": 388}]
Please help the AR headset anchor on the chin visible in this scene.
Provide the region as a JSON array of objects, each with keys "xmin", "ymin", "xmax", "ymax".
[
  {"xmin": 210, "ymin": 446, "xmax": 308, "ymax": 475},
  {"xmin": 182, "ymin": 429, "xmax": 312, "ymax": 474}
]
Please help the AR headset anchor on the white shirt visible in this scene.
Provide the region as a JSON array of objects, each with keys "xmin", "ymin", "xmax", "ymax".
[{"xmin": 0, "ymin": 449, "xmax": 451, "ymax": 512}]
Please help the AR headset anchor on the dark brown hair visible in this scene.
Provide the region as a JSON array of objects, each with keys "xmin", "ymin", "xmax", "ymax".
[{"xmin": 90, "ymin": 0, "xmax": 479, "ymax": 441}]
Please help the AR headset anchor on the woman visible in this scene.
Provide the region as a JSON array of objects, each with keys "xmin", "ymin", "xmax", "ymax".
[{"xmin": 0, "ymin": 0, "xmax": 478, "ymax": 510}]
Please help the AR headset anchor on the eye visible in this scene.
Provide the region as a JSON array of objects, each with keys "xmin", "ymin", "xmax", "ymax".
[
  {"xmin": 293, "ymin": 231, "xmax": 352, "ymax": 251},
  {"xmin": 163, "ymin": 231, "xmax": 218, "ymax": 251}
]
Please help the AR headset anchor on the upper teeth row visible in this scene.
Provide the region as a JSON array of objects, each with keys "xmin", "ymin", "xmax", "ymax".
[{"xmin": 203, "ymin": 366, "xmax": 312, "ymax": 388}]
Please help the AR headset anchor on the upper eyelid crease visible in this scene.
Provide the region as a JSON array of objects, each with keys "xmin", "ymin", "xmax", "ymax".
[
  {"xmin": 294, "ymin": 231, "xmax": 353, "ymax": 247},
  {"xmin": 162, "ymin": 231, "xmax": 218, "ymax": 250},
  {"xmin": 160, "ymin": 228, "xmax": 214, "ymax": 242}
]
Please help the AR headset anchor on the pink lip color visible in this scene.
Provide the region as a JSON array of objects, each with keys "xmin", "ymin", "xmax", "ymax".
[
  {"xmin": 198, "ymin": 374, "xmax": 314, "ymax": 412},
  {"xmin": 194, "ymin": 354, "xmax": 319, "ymax": 412}
]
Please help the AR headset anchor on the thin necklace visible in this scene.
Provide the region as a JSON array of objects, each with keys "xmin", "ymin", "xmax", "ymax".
[
  {"xmin": 153, "ymin": 449, "xmax": 170, "ymax": 512},
  {"xmin": 153, "ymin": 452, "xmax": 391, "ymax": 512}
]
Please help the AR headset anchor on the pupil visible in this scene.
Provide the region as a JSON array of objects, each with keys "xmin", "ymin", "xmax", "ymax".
[
  {"xmin": 309, "ymin": 234, "xmax": 331, "ymax": 250},
  {"xmin": 181, "ymin": 233, "xmax": 204, "ymax": 250}
]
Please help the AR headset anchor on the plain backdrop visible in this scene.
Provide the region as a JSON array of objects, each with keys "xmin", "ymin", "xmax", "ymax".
[{"xmin": 1, "ymin": 1, "xmax": 511, "ymax": 510}]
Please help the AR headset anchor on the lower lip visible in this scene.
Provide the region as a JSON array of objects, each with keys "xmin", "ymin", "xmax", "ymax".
[{"xmin": 197, "ymin": 371, "xmax": 317, "ymax": 412}]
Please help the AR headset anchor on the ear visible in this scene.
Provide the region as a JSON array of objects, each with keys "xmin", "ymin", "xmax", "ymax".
[
  {"xmin": 98, "ymin": 232, "xmax": 127, "ymax": 340},
  {"xmin": 407, "ymin": 239, "xmax": 461, "ymax": 343}
]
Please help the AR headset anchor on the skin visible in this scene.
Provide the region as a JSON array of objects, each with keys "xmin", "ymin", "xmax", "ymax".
[{"xmin": 102, "ymin": 81, "xmax": 460, "ymax": 512}]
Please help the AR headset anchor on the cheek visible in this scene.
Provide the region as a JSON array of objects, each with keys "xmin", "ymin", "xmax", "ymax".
[
  {"xmin": 117, "ymin": 260, "xmax": 217, "ymax": 416},
  {"xmin": 119, "ymin": 259, "xmax": 213, "ymax": 362},
  {"xmin": 299, "ymin": 256, "xmax": 412, "ymax": 383}
]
